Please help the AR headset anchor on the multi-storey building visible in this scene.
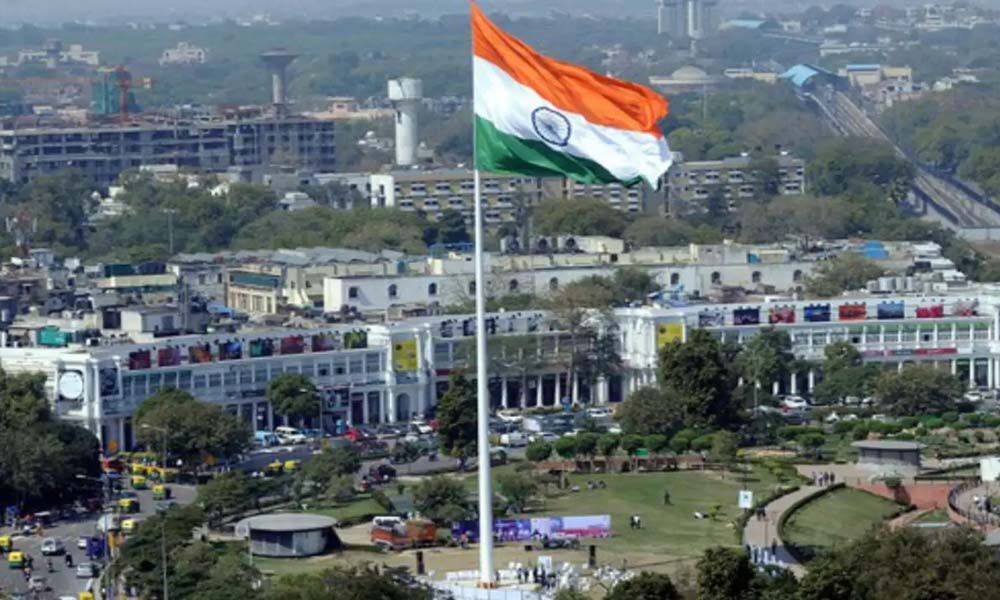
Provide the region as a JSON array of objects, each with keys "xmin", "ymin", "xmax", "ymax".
[
  {"xmin": 666, "ymin": 154, "xmax": 806, "ymax": 213},
  {"xmin": 0, "ymin": 114, "xmax": 336, "ymax": 186},
  {"xmin": 5, "ymin": 290, "xmax": 1000, "ymax": 454}
]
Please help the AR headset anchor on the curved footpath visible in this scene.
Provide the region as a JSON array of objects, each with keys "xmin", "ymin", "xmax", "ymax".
[{"xmin": 741, "ymin": 485, "xmax": 824, "ymax": 578}]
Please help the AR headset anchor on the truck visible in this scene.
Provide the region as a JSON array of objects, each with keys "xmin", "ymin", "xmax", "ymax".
[{"xmin": 369, "ymin": 519, "xmax": 437, "ymax": 551}]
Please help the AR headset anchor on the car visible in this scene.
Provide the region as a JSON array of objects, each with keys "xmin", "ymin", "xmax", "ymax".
[
  {"xmin": 27, "ymin": 576, "xmax": 49, "ymax": 593},
  {"xmin": 273, "ymin": 426, "xmax": 308, "ymax": 445},
  {"xmin": 497, "ymin": 409, "xmax": 523, "ymax": 424},
  {"xmin": 76, "ymin": 562, "xmax": 99, "ymax": 578},
  {"xmin": 77, "ymin": 536, "xmax": 89, "ymax": 550},
  {"xmin": 586, "ymin": 407, "xmax": 613, "ymax": 419},
  {"xmin": 40, "ymin": 538, "xmax": 64, "ymax": 556},
  {"xmin": 529, "ymin": 432, "xmax": 559, "ymax": 444},
  {"xmin": 499, "ymin": 432, "xmax": 527, "ymax": 448}
]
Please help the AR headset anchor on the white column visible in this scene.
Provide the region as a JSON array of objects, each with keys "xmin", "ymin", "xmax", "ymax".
[
  {"xmin": 362, "ymin": 396, "xmax": 370, "ymax": 425},
  {"xmin": 118, "ymin": 418, "xmax": 127, "ymax": 452},
  {"xmin": 536, "ymin": 375, "xmax": 544, "ymax": 407},
  {"xmin": 952, "ymin": 360, "xmax": 958, "ymax": 375},
  {"xmin": 988, "ymin": 360, "xmax": 995, "ymax": 389},
  {"xmin": 771, "ymin": 380, "xmax": 780, "ymax": 396},
  {"xmin": 555, "ymin": 373, "xmax": 562, "ymax": 404},
  {"xmin": 970, "ymin": 359, "xmax": 977, "ymax": 387},
  {"xmin": 790, "ymin": 373, "xmax": 798, "ymax": 395},
  {"xmin": 387, "ymin": 391, "xmax": 397, "ymax": 424},
  {"xmin": 572, "ymin": 374, "xmax": 580, "ymax": 404},
  {"xmin": 807, "ymin": 369, "xmax": 816, "ymax": 392},
  {"xmin": 501, "ymin": 377, "xmax": 509, "ymax": 409},
  {"xmin": 598, "ymin": 377, "xmax": 609, "ymax": 405}
]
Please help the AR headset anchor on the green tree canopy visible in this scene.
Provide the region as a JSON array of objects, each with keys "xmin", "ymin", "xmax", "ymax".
[
  {"xmin": 436, "ymin": 372, "xmax": 478, "ymax": 458},
  {"xmin": 874, "ymin": 364, "xmax": 964, "ymax": 416},
  {"xmin": 534, "ymin": 198, "xmax": 630, "ymax": 237},
  {"xmin": 606, "ymin": 572, "xmax": 681, "ymax": 600},
  {"xmin": 412, "ymin": 476, "xmax": 470, "ymax": 524},
  {"xmin": 267, "ymin": 374, "xmax": 320, "ymax": 422},
  {"xmin": 658, "ymin": 329, "xmax": 740, "ymax": 428},
  {"xmin": 618, "ymin": 387, "xmax": 679, "ymax": 436},
  {"xmin": 805, "ymin": 254, "xmax": 886, "ymax": 298}
]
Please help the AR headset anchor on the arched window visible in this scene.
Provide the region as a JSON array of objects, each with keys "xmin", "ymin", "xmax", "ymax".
[
  {"xmin": 793, "ymin": 269, "xmax": 803, "ymax": 283},
  {"xmin": 670, "ymin": 273, "xmax": 680, "ymax": 286},
  {"xmin": 549, "ymin": 277, "xmax": 559, "ymax": 291},
  {"xmin": 428, "ymin": 282, "xmax": 438, "ymax": 296},
  {"xmin": 509, "ymin": 279, "xmax": 519, "ymax": 292},
  {"xmin": 711, "ymin": 271, "xmax": 721, "ymax": 285},
  {"xmin": 388, "ymin": 284, "xmax": 398, "ymax": 298},
  {"xmin": 752, "ymin": 271, "xmax": 762, "ymax": 284}
]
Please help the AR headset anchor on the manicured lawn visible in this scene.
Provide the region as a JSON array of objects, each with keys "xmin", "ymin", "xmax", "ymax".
[
  {"xmin": 783, "ymin": 487, "xmax": 900, "ymax": 561},
  {"xmin": 465, "ymin": 465, "xmax": 788, "ymax": 560},
  {"xmin": 912, "ymin": 508, "xmax": 951, "ymax": 525},
  {"xmin": 290, "ymin": 496, "xmax": 385, "ymax": 523}
]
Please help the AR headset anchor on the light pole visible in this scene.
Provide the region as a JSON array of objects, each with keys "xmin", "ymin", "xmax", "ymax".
[
  {"xmin": 163, "ymin": 208, "xmax": 178, "ymax": 255},
  {"xmin": 140, "ymin": 424, "xmax": 169, "ymax": 600}
]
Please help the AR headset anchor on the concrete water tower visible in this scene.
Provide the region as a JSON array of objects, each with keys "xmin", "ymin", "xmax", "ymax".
[
  {"xmin": 388, "ymin": 77, "xmax": 422, "ymax": 167},
  {"xmin": 260, "ymin": 49, "xmax": 299, "ymax": 116}
]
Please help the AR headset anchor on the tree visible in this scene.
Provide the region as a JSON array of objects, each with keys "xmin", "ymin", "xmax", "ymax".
[
  {"xmin": 199, "ymin": 472, "xmax": 253, "ymax": 527},
  {"xmin": 574, "ymin": 432, "xmax": 600, "ymax": 471},
  {"xmin": 412, "ymin": 476, "xmax": 469, "ymax": 524},
  {"xmin": 618, "ymin": 387, "xmax": 678, "ymax": 436},
  {"xmin": 116, "ymin": 505, "xmax": 207, "ymax": 599},
  {"xmin": 606, "ymin": 572, "xmax": 681, "ymax": 600},
  {"xmin": 737, "ymin": 329, "xmax": 793, "ymax": 409},
  {"xmin": 260, "ymin": 566, "xmax": 433, "ymax": 600},
  {"xmin": 658, "ymin": 330, "xmax": 739, "ymax": 428},
  {"xmin": 799, "ymin": 527, "xmax": 1000, "ymax": 600},
  {"xmin": 496, "ymin": 471, "xmax": 538, "ymax": 513},
  {"xmin": 611, "ymin": 268, "xmax": 659, "ymax": 304},
  {"xmin": 709, "ymin": 431, "xmax": 739, "ymax": 468},
  {"xmin": 554, "ymin": 436, "xmax": 578, "ymax": 460},
  {"xmin": 806, "ymin": 254, "xmax": 886, "ymax": 298},
  {"xmin": 597, "ymin": 434, "xmax": 621, "ymax": 465},
  {"xmin": 534, "ymin": 198, "xmax": 629, "ymax": 237},
  {"xmin": 434, "ymin": 209, "xmax": 471, "ymax": 245},
  {"xmin": 436, "ymin": 372, "xmax": 477, "ymax": 458},
  {"xmin": 874, "ymin": 364, "xmax": 964, "ymax": 416},
  {"xmin": 525, "ymin": 441, "xmax": 553, "ymax": 463},
  {"xmin": 809, "ymin": 138, "xmax": 914, "ymax": 196},
  {"xmin": 797, "ymin": 433, "xmax": 826, "ymax": 459},
  {"xmin": 621, "ymin": 434, "xmax": 645, "ymax": 471},
  {"xmin": 300, "ymin": 445, "xmax": 362, "ymax": 498},
  {"xmin": 267, "ymin": 374, "xmax": 319, "ymax": 424},
  {"xmin": 696, "ymin": 546, "xmax": 758, "ymax": 600},
  {"xmin": 134, "ymin": 389, "xmax": 251, "ymax": 468},
  {"xmin": 644, "ymin": 434, "xmax": 669, "ymax": 455}
]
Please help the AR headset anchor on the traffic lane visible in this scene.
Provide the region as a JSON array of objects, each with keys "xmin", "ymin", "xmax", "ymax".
[{"xmin": 0, "ymin": 518, "xmax": 96, "ymax": 599}]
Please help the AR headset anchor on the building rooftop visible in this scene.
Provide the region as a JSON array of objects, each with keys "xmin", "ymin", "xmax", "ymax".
[
  {"xmin": 852, "ymin": 440, "xmax": 924, "ymax": 451},
  {"xmin": 241, "ymin": 513, "xmax": 336, "ymax": 533}
]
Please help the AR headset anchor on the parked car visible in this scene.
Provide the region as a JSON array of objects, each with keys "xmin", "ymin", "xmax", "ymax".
[
  {"xmin": 528, "ymin": 432, "xmax": 560, "ymax": 444},
  {"xmin": 76, "ymin": 562, "xmax": 99, "ymax": 578},
  {"xmin": 497, "ymin": 409, "xmax": 523, "ymax": 424},
  {"xmin": 586, "ymin": 407, "xmax": 613, "ymax": 419},
  {"xmin": 499, "ymin": 432, "xmax": 527, "ymax": 448},
  {"xmin": 273, "ymin": 426, "xmax": 307, "ymax": 445}
]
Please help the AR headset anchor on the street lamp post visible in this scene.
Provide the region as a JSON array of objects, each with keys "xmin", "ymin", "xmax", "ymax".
[{"xmin": 140, "ymin": 424, "xmax": 169, "ymax": 600}]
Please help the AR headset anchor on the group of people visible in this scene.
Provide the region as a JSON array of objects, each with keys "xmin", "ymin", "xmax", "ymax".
[
  {"xmin": 811, "ymin": 471, "xmax": 837, "ymax": 487},
  {"xmin": 746, "ymin": 539, "xmax": 780, "ymax": 566},
  {"xmin": 515, "ymin": 564, "xmax": 557, "ymax": 590},
  {"xmin": 585, "ymin": 480, "xmax": 607, "ymax": 491}
]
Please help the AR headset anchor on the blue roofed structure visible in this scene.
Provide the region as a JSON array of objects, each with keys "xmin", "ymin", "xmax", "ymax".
[{"xmin": 780, "ymin": 63, "xmax": 841, "ymax": 89}]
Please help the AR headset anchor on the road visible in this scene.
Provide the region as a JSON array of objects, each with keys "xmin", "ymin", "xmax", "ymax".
[
  {"xmin": 0, "ymin": 485, "xmax": 197, "ymax": 600},
  {"xmin": 806, "ymin": 88, "xmax": 1000, "ymax": 230}
]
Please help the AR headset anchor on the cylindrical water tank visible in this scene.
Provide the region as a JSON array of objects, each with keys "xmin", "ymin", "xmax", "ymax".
[{"xmin": 388, "ymin": 78, "xmax": 423, "ymax": 167}]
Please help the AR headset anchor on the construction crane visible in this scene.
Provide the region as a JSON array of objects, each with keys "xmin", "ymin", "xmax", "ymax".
[{"xmin": 99, "ymin": 66, "xmax": 153, "ymax": 123}]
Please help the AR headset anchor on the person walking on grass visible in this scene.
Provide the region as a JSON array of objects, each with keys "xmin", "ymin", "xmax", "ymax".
[{"xmin": 663, "ymin": 488, "xmax": 671, "ymax": 505}]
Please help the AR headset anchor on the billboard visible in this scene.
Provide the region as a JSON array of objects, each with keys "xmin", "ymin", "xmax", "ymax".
[
  {"xmin": 877, "ymin": 301, "xmax": 905, "ymax": 320},
  {"xmin": 451, "ymin": 515, "xmax": 612, "ymax": 543},
  {"xmin": 656, "ymin": 323, "xmax": 684, "ymax": 348},
  {"xmin": 698, "ymin": 310, "xmax": 725, "ymax": 327},
  {"xmin": 768, "ymin": 306, "xmax": 796, "ymax": 324},
  {"xmin": 393, "ymin": 339, "xmax": 419, "ymax": 371},
  {"xmin": 804, "ymin": 304, "xmax": 831, "ymax": 323},
  {"xmin": 733, "ymin": 308, "xmax": 760, "ymax": 326},
  {"xmin": 838, "ymin": 303, "xmax": 867, "ymax": 321}
]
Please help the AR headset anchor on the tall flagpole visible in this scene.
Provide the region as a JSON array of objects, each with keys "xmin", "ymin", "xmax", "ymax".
[{"xmin": 471, "ymin": 6, "xmax": 496, "ymax": 587}]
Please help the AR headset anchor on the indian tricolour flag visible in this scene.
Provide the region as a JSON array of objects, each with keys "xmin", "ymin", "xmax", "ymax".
[{"xmin": 472, "ymin": 3, "xmax": 673, "ymax": 188}]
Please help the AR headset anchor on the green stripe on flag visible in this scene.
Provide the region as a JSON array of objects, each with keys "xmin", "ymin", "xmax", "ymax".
[{"xmin": 474, "ymin": 116, "xmax": 641, "ymax": 186}]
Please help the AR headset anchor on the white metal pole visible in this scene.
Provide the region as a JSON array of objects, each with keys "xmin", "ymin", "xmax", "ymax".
[{"xmin": 473, "ymin": 168, "xmax": 495, "ymax": 586}]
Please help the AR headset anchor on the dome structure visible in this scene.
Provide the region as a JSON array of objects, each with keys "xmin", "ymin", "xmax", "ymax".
[{"xmin": 670, "ymin": 65, "xmax": 712, "ymax": 81}]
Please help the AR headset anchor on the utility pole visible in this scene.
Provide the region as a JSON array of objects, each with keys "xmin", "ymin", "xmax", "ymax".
[{"xmin": 164, "ymin": 208, "xmax": 178, "ymax": 255}]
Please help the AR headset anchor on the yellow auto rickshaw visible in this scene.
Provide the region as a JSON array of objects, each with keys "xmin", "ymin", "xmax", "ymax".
[
  {"xmin": 283, "ymin": 459, "xmax": 301, "ymax": 473},
  {"xmin": 117, "ymin": 498, "xmax": 139, "ymax": 514},
  {"xmin": 121, "ymin": 518, "xmax": 138, "ymax": 534},
  {"xmin": 130, "ymin": 462, "xmax": 150, "ymax": 476},
  {"xmin": 7, "ymin": 551, "xmax": 24, "ymax": 569},
  {"xmin": 79, "ymin": 591, "xmax": 95, "ymax": 600},
  {"xmin": 0, "ymin": 534, "xmax": 11, "ymax": 552},
  {"xmin": 265, "ymin": 460, "xmax": 284, "ymax": 476},
  {"xmin": 131, "ymin": 475, "xmax": 148, "ymax": 490},
  {"xmin": 153, "ymin": 484, "xmax": 173, "ymax": 500}
]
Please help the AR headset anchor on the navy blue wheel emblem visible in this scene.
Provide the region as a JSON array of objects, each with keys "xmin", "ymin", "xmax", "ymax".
[{"xmin": 531, "ymin": 107, "xmax": 572, "ymax": 147}]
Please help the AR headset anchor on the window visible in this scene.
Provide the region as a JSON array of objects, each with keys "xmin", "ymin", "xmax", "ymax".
[
  {"xmin": 348, "ymin": 286, "xmax": 359, "ymax": 299},
  {"xmin": 388, "ymin": 284, "xmax": 398, "ymax": 299},
  {"xmin": 793, "ymin": 270, "xmax": 803, "ymax": 283},
  {"xmin": 670, "ymin": 273, "xmax": 680, "ymax": 286},
  {"xmin": 509, "ymin": 279, "xmax": 519, "ymax": 292},
  {"xmin": 469, "ymin": 281, "xmax": 476, "ymax": 294},
  {"xmin": 428, "ymin": 282, "xmax": 438, "ymax": 296},
  {"xmin": 711, "ymin": 271, "xmax": 721, "ymax": 284},
  {"xmin": 752, "ymin": 271, "xmax": 762, "ymax": 284},
  {"xmin": 549, "ymin": 277, "xmax": 559, "ymax": 291}
]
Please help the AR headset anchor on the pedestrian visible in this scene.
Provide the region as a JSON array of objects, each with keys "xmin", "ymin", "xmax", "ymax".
[
  {"xmin": 635, "ymin": 514, "xmax": 642, "ymax": 529},
  {"xmin": 771, "ymin": 538, "xmax": 778, "ymax": 557},
  {"xmin": 663, "ymin": 488, "xmax": 671, "ymax": 505},
  {"xmin": 532, "ymin": 566, "xmax": 539, "ymax": 584}
]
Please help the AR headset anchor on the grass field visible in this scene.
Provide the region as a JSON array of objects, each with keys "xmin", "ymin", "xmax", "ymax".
[{"xmin": 782, "ymin": 487, "xmax": 900, "ymax": 561}]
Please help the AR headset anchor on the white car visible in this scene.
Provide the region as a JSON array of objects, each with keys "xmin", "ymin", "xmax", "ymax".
[
  {"xmin": 273, "ymin": 426, "xmax": 307, "ymax": 445},
  {"xmin": 497, "ymin": 409, "xmax": 523, "ymax": 424},
  {"xmin": 529, "ymin": 432, "xmax": 560, "ymax": 444},
  {"xmin": 586, "ymin": 407, "xmax": 613, "ymax": 419},
  {"xmin": 41, "ymin": 537, "xmax": 65, "ymax": 555},
  {"xmin": 499, "ymin": 432, "xmax": 528, "ymax": 448}
]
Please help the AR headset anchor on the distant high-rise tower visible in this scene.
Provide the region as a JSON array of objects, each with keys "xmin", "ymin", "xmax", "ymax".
[
  {"xmin": 656, "ymin": 0, "xmax": 717, "ymax": 40},
  {"xmin": 388, "ymin": 78, "xmax": 422, "ymax": 167}
]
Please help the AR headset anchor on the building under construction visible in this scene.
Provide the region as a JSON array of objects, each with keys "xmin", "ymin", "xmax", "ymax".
[{"xmin": 0, "ymin": 50, "xmax": 335, "ymax": 186}]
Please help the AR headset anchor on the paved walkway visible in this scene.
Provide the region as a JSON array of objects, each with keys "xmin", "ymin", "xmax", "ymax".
[
  {"xmin": 951, "ymin": 482, "xmax": 1000, "ymax": 530},
  {"xmin": 742, "ymin": 485, "xmax": 824, "ymax": 578}
]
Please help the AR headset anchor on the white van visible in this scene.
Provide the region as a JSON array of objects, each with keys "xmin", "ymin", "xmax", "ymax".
[
  {"xmin": 274, "ymin": 426, "xmax": 307, "ymax": 445},
  {"xmin": 372, "ymin": 516, "xmax": 404, "ymax": 528}
]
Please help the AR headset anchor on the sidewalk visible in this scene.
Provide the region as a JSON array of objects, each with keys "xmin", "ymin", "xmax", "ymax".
[{"xmin": 741, "ymin": 485, "xmax": 823, "ymax": 578}]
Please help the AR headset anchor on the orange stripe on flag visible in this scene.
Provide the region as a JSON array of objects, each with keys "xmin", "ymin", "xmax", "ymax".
[{"xmin": 472, "ymin": 2, "xmax": 668, "ymax": 138}]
